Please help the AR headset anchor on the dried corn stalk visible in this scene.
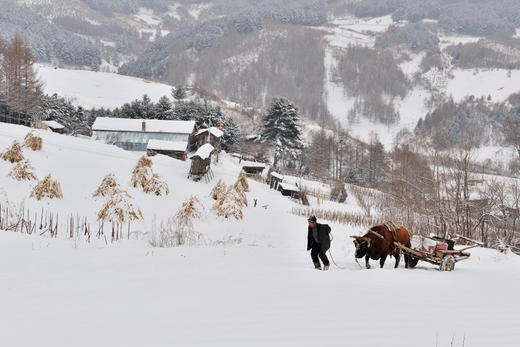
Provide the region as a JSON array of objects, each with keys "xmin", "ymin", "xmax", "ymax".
[
  {"xmin": 30, "ymin": 174, "xmax": 63, "ymax": 200},
  {"xmin": 9, "ymin": 159, "xmax": 37, "ymax": 181},
  {"xmin": 1, "ymin": 141, "xmax": 24, "ymax": 163},
  {"xmin": 92, "ymin": 173, "xmax": 120, "ymax": 198},
  {"xmin": 24, "ymin": 132, "xmax": 42, "ymax": 151}
]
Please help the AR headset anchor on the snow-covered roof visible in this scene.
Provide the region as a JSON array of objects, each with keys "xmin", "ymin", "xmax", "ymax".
[
  {"xmin": 270, "ymin": 172, "xmax": 284, "ymax": 180},
  {"xmin": 92, "ymin": 117, "xmax": 195, "ymax": 134},
  {"xmin": 241, "ymin": 161, "xmax": 265, "ymax": 168},
  {"xmin": 43, "ymin": 120, "xmax": 65, "ymax": 129},
  {"xmin": 147, "ymin": 139, "xmax": 188, "ymax": 152},
  {"xmin": 196, "ymin": 127, "xmax": 223, "ymax": 138},
  {"xmin": 190, "ymin": 143, "xmax": 214, "ymax": 160},
  {"xmin": 279, "ymin": 182, "xmax": 299, "ymax": 192}
]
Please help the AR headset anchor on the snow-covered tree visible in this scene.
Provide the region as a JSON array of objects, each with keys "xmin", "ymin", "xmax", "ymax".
[
  {"xmin": 154, "ymin": 96, "xmax": 173, "ymax": 120},
  {"xmin": 260, "ymin": 97, "xmax": 303, "ymax": 168},
  {"xmin": 172, "ymin": 101, "xmax": 240, "ymax": 150},
  {"xmin": 172, "ymin": 86, "xmax": 186, "ymax": 101}
]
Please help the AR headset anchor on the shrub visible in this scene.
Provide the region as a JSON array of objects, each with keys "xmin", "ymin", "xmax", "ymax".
[
  {"xmin": 1, "ymin": 141, "xmax": 24, "ymax": 163},
  {"xmin": 30, "ymin": 174, "xmax": 63, "ymax": 200},
  {"xmin": 9, "ymin": 160, "xmax": 37, "ymax": 181},
  {"xmin": 24, "ymin": 132, "xmax": 42, "ymax": 151},
  {"xmin": 92, "ymin": 173, "xmax": 120, "ymax": 198}
]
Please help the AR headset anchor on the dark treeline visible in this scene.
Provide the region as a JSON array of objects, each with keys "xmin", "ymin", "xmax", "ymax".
[
  {"xmin": 350, "ymin": 0, "xmax": 520, "ymax": 37},
  {"xmin": 334, "ymin": 44, "xmax": 409, "ymax": 125},
  {"xmin": 0, "ymin": 1, "xmax": 101, "ymax": 68}
]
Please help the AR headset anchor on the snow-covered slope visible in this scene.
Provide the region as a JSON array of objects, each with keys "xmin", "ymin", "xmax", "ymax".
[
  {"xmin": 37, "ymin": 64, "xmax": 173, "ymax": 109},
  {"xmin": 319, "ymin": 15, "xmax": 520, "ymax": 149},
  {"xmin": 0, "ymin": 123, "xmax": 519, "ymax": 346}
]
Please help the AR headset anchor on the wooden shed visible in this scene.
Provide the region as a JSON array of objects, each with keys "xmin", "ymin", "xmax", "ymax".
[
  {"xmin": 146, "ymin": 139, "xmax": 189, "ymax": 161},
  {"xmin": 278, "ymin": 182, "xmax": 300, "ymax": 199},
  {"xmin": 241, "ymin": 161, "xmax": 265, "ymax": 176},
  {"xmin": 195, "ymin": 127, "xmax": 223, "ymax": 150},
  {"xmin": 43, "ymin": 120, "xmax": 65, "ymax": 134},
  {"xmin": 269, "ymin": 171, "xmax": 284, "ymax": 190},
  {"xmin": 188, "ymin": 144, "xmax": 215, "ymax": 182}
]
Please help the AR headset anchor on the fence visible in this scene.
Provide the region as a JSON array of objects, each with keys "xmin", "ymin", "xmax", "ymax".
[{"xmin": 0, "ymin": 204, "xmax": 135, "ymax": 244}]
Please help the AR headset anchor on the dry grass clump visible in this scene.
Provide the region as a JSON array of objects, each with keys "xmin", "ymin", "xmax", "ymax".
[
  {"xmin": 234, "ymin": 184, "xmax": 248, "ymax": 207},
  {"xmin": 131, "ymin": 155, "xmax": 153, "ymax": 188},
  {"xmin": 130, "ymin": 155, "xmax": 169, "ymax": 196},
  {"xmin": 291, "ymin": 207, "xmax": 379, "ymax": 228},
  {"xmin": 31, "ymin": 117, "xmax": 50, "ymax": 130},
  {"xmin": 30, "ymin": 174, "xmax": 63, "ymax": 200},
  {"xmin": 8, "ymin": 159, "xmax": 37, "ymax": 181},
  {"xmin": 235, "ymin": 171, "xmax": 249, "ymax": 192},
  {"xmin": 143, "ymin": 173, "xmax": 170, "ymax": 196},
  {"xmin": 97, "ymin": 189, "xmax": 143, "ymax": 223},
  {"xmin": 24, "ymin": 132, "xmax": 42, "ymax": 151},
  {"xmin": 1, "ymin": 141, "xmax": 24, "ymax": 163},
  {"xmin": 176, "ymin": 195, "xmax": 204, "ymax": 227},
  {"xmin": 330, "ymin": 181, "xmax": 348, "ymax": 203},
  {"xmin": 211, "ymin": 179, "xmax": 227, "ymax": 200},
  {"xmin": 212, "ymin": 185, "xmax": 245, "ymax": 220},
  {"xmin": 300, "ymin": 189, "xmax": 310, "ymax": 206},
  {"xmin": 92, "ymin": 173, "xmax": 120, "ymax": 198},
  {"xmin": 148, "ymin": 196, "xmax": 204, "ymax": 247}
]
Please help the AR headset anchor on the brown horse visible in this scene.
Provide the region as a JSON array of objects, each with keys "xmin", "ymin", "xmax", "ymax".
[{"xmin": 352, "ymin": 223, "xmax": 412, "ymax": 269}]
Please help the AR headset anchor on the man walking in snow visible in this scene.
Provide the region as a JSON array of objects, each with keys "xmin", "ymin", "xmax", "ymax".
[{"xmin": 307, "ymin": 215, "xmax": 331, "ymax": 270}]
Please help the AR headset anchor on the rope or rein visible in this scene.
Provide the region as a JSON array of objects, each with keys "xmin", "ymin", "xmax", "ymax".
[
  {"xmin": 327, "ymin": 232, "xmax": 348, "ymax": 270},
  {"xmin": 328, "ymin": 248, "xmax": 348, "ymax": 270}
]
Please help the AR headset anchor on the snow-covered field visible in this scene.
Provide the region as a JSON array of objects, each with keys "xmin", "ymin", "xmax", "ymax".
[
  {"xmin": 447, "ymin": 69, "xmax": 520, "ymax": 102},
  {"xmin": 1, "ymin": 123, "xmax": 519, "ymax": 346},
  {"xmin": 36, "ymin": 64, "xmax": 173, "ymax": 109}
]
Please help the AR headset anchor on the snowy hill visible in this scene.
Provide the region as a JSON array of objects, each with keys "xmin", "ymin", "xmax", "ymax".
[
  {"xmin": 37, "ymin": 64, "xmax": 174, "ymax": 110},
  {"xmin": 1, "ymin": 123, "xmax": 520, "ymax": 347}
]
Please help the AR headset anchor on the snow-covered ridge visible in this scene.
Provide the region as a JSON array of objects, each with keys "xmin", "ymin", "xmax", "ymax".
[{"xmin": 37, "ymin": 64, "xmax": 174, "ymax": 110}]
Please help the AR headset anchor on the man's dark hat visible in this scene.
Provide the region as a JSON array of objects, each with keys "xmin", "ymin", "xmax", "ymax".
[{"xmin": 308, "ymin": 215, "xmax": 317, "ymax": 222}]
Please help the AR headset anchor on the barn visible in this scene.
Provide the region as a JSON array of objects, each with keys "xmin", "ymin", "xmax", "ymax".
[
  {"xmin": 91, "ymin": 117, "xmax": 196, "ymax": 153},
  {"xmin": 146, "ymin": 139, "xmax": 189, "ymax": 161}
]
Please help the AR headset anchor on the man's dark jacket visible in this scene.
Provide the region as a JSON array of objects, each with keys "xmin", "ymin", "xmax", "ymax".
[{"xmin": 307, "ymin": 223, "xmax": 331, "ymax": 252}]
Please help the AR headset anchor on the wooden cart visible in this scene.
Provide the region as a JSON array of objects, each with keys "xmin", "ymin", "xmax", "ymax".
[{"xmin": 394, "ymin": 239, "xmax": 478, "ymax": 271}]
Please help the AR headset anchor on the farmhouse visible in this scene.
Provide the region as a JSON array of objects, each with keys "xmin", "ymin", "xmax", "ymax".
[{"xmin": 92, "ymin": 117, "xmax": 196, "ymax": 153}]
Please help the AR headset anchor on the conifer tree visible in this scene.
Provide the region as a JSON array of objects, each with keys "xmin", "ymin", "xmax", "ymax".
[
  {"xmin": 172, "ymin": 86, "xmax": 186, "ymax": 101},
  {"xmin": 154, "ymin": 96, "xmax": 173, "ymax": 120},
  {"xmin": 260, "ymin": 97, "xmax": 303, "ymax": 168}
]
